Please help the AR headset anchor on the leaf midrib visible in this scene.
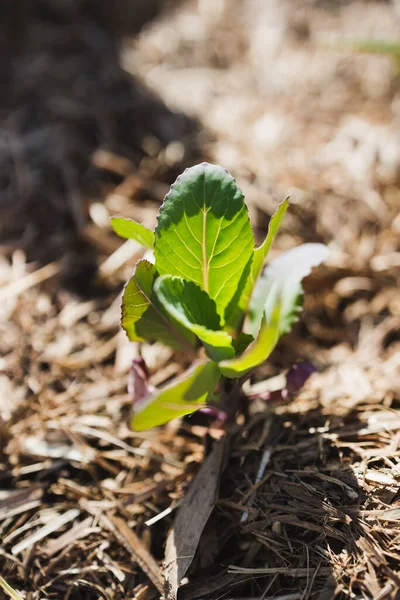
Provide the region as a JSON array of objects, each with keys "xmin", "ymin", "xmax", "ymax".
[{"xmin": 202, "ymin": 206, "xmax": 208, "ymax": 291}]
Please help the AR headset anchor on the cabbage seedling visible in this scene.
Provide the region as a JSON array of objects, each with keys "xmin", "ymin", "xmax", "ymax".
[{"xmin": 112, "ymin": 163, "xmax": 329, "ymax": 430}]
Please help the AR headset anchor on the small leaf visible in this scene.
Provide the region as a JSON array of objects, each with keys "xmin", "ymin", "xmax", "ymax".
[
  {"xmin": 219, "ymin": 313, "xmax": 280, "ymax": 378},
  {"xmin": 343, "ymin": 38, "xmax": 400, "ymax": 57},
  {"xmin": 111, "ymin": 217, "xmax": 154, "ymax": 249},
  {"xmin": 219, "ymin": 243, "xmax": 329, "ymax": 378},
  {"xmin": 128, "ymin": 357, "xmax": 155, "ymax": 404},
  {"xmin": 154, "ymin": 276, "xmax": 235, "ymax": 362},
  {"xmin": 131, "ymin": 361, "xmax": 221, "ymax": 430},
  {"xmin": 246, "ymin": 243, "xmax": 330, "ymax": 336},
  {"xmin": 122, "ymin": 260, "xmax": 195, "ymax": 351},
  {"xmin": 224, "ymin": 253, "xmax": 253, "ymax": 326},
  {"xmin": 238, "ymin": 196, "xmax": 289, "ymax": 316},
  {"xmin": 286, "ymin": 361, "xmax": 317, "ymax": 394},
  {"xmin": 232, "ymin": 332, "xmax": 254, "ymax": 355},
  {"xmin": 248, "ymin": 361, "xmax": 316, "ymax": 404},
  {"xmin": 154, "ymin": 163, "xmax": 254, "ymax": 320}
]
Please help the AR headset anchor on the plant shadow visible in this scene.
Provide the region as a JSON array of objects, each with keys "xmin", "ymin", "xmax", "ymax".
[
  {"xmin": 178, "ymin": 403, "xmax": 371, "ymax": 600},
  {"xmin": 0, "ymin": 0, "xmax": 199, "ymax": 270}
]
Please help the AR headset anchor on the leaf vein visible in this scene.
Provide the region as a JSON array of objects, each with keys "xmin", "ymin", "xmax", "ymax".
[
  {"xmin": 158, "ymin": 237, "xmax": 202, "ymax": 271},
  {"xmin": 183, "ymin": 213, "xmax": 202, "ymax": 245},
  {"xmin": 213, "ymin": 260, "xmax": 250, "ymax": 301},
  {"xmin": 212, "ymin": 220, "xmax": 249, "ymax": 259},
  {"xmin": 173, "ymin": 228, "xmax": 203, "ymax": 264}
]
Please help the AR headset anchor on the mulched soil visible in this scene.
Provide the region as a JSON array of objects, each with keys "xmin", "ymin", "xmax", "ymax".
[{"xmin": 1, "ymin": 1, "xmax": 400, "ymax": 599}]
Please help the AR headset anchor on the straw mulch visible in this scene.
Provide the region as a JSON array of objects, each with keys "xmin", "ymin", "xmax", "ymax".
[{"xmin": 1, "ymin": 1, "xmax": 400, "ymax": 599}]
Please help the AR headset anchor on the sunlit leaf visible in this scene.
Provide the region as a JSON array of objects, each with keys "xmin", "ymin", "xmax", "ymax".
[
  {"xmin": 122, "ymin": 260, "xmax": 195, "ymax": 351},
  {"xmin": 131, "ymin": 361, "xmax": 221, "ymax": 430},
  {"xmin": 154, "ymin": 163, "xmax": 254, "ymax": 321},
  {"xmin": 224, "ymin": 254, "xmax": 253, "ymax": 326},
  {"xmin": 240, "ymin": 197, "xmax": 289, "ymax": 312},
  {"xmin": 219, "ymin": 313, "xmax": 280, "ymax": 378},
  {"xmin": 111, "ymin": 217, "xmax": 154, "ymax": 249},
  {"xmin": 246, "ymin": 243, "xmax": 330, "ymax": 336},
  {"xmin": 219, "ymin": 243, "xmax": 329, "ymax": 378},
  {"xmin": 155, "ymin": 276, "xmax": 235, "ymax": 362},
  {"xmin": 342, "ymin": 38, "xmax": 400, "ymax": 57}
]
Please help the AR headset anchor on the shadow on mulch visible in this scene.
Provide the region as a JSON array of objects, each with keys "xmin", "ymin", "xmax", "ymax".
[
  {"xmin": 179, "ymin": 405, "xmax": 367, "ymax": 600},
  {"xmin": 0, "ymin": 0, "xmax": 198, "ymax": 273}
]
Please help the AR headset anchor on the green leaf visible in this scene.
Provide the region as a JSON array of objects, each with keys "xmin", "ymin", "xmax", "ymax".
[
  {"xmin": 219, "ymin": 243, "xmax": 329, "ymax": 378},
  {"xmin": 154, "ymin": 163, "xmax": 254, "ymax": 321},
  {"xmin": 111, "ymin": 217, "xmax": 154, "ymax": 249},
  {"xmin": 324, "ymin": 38, "xmax": 400, "ymax": 73},
  {"xmin": 238, "ymin": 196, "xmax": 289, "ymax": 317},
  {"xmin": 219, "ymin": 313, "xmax": 280, "ymax": 379},
  {"xmin": 122, "ymin": 260, "xmax": 195, "ymax": 351},
  {"xmin": 246, "ymin": 243, "xmax": 330, "ymax": 337},
  {"xmin": 348, "ymin": 39, "xmax": 400, "ymax": 71},
  {"xmin": 131, "ymin": 361, "xmax": 221, "ymax": 430},
  {"xmin": 154, "ymin": 276, "xmax": 235, "ymax": 362},
  {"xmin": 232, "ymin": 332, "xmax": 254, "ymax": 355},
  {"xmin": 224, "ymin": 253, "xmax": 253, "ymax": 326},
  {"xmin": 341, "ymin": 38, "xmax": 400, "ymax": 57}
]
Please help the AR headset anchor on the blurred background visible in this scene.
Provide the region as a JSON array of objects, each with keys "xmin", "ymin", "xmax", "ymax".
[{"xmin": 1, "ymin": 1, "xmax": 400, "ymax": 598}]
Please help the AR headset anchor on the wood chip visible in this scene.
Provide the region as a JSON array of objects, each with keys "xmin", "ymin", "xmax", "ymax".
[
  {"xmin": 163, "ymin": 436, "xmax": 227, "ymax": 600},
  {"xmin": 12, "ymin": 508, "xmax": 80, "ymax": 555},
  {"xmin": 99, "ymin": 513, "xmax": 164, "ymax": 595},
  {"xmin": 0, "ymin": 262, "xmax": 59, "ymax": 301}
]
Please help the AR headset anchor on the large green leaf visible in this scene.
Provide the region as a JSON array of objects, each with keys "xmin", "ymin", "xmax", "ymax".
[
  {"xmin": 219, "ymin": 243, "xmax": 329, "ymax": 378},
  {"xmin": 131, "ymin": 361, "xmax": 221, "ymax": 430},
  {"xmin": 154, "ymin": 276, "xmax": 235, "ymax": 362},
  {"xmin": 111, "ymin": 217, "xmax": 154, "ymax": 249},
  {"xmin": 122, "ymin": 260, "xmax": 195, "ymax": 351},
  {"xmin": 154, "ymin": 163, "xmax": 254, "ymax": 321}
]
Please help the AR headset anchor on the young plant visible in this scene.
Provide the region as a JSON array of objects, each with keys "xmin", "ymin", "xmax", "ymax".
[{"xmin": 112, "ymin": 163, "xmax": 329, "ymax": 430}]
